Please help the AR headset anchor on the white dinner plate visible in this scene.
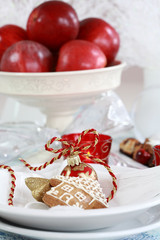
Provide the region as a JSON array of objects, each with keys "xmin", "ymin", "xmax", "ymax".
[
  {"xmin": 1, "ymin": 204, "xmax": 160, "ymax": 240},
  {"xmin": 1, "ymin": 161, "xmax": 160, "ymax": 232},
  {"xmin": 1, "ymin": 195, "xmax": 160, "ymax": 232}
]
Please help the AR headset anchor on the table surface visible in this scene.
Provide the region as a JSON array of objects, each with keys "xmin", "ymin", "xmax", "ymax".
[{"xmin": 1, "ymin": 229, "xmax": 160, "ymax": 240}]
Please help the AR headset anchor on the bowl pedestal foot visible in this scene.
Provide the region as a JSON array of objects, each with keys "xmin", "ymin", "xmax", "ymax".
[{"xmin": 45, "ymin": 110, "xmax": 75, "ymax": 132}]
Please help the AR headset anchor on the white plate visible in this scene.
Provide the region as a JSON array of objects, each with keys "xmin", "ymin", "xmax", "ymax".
[
  {"xmin": 1, "ymin": 195, "xmax": 160, "ymax": 232},
  {"xmin": 1, "ymin": 161, "xmax": 160, "ymax": 232},
  {"xmin": 1, "ymin": 204, "xmax": 160, "ymax": 240}
]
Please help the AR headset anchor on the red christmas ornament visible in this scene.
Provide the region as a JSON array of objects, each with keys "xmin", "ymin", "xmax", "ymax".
[{"xmin": 61, "ymin": 162, "xmax": 98, "ymax": 180}]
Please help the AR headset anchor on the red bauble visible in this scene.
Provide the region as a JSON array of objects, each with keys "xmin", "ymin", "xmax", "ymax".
[
  {"xmin": 77, "ymin": 18, "xmax": 120, "ymax": 65},
  {"xmin": 27, "ymin": 1, "xmax": 79, "ymax": 51},
  {"xmin": 61, "ymin": 162, "xmax": 98, "ymax": 180},
  {"xmin": 56, "ymin": 40, "xmax": 106, "ymax": 72},
  {"xmin": 0, "ymin": 24, "xmax": 27, "ymax": 62},
  {"xmin": 1, "ymin": 40, "xmax": 54, "ymax": 72}
]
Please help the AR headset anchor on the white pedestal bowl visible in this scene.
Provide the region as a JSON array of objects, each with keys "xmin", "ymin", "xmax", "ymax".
[{"xmin": 0, "ymin": 62, "xmax": 126, "ymax": 132}]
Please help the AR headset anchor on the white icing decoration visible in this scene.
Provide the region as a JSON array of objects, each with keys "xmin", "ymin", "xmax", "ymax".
[
  {"xmin": 73, "ymin": 202, "xmax": 83, "ymax": 209},
  {"xmin": 60, "ymin": 193, "xmax": 74, "ymax": 204},
  {"xmin": 49, "ymin": 175, "xmax": 108, "ymax": 207},
  {"xmin": 61, "ymin": 184, "xmax": 74, "ymax": 193},
  {"xmin": 47, "ymin": 189, "xmax": 59, "ymax": 196},
  {"xmin": 74, "ymin": 191, "xmax": 86, "ymax": 202}
]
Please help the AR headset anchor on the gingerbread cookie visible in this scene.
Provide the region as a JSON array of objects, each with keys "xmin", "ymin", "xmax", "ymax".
[
  {"xmin": 25, "ymin": 177, "xmax": 51, "ymax": 202},
  {"xmin": 25, "ymin": 175, "xmax": 108, "ymax": 209},
  {"xmin": 43, "ymin": 175, "xmax": 108, "ymax": 209}
]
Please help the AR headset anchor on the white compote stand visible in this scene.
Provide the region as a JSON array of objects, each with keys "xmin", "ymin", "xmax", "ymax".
[{"xmin": 0, "ymin": 62, "xmax": 125, "ymax": 132}]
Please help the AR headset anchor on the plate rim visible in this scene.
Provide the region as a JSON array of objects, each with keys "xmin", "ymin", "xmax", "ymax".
[
  {"xmin": 1, "ymin": 205, "xmax": 160, "ymax": 240},
  {"xmin": 1, "ymin": 195, "xmax": 160, "ymax": 219}
]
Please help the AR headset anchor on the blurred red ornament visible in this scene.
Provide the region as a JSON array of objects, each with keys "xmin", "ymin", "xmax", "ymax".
[
  {"xmin": 61, "ymin": 162, "xmax": 98, "ymax": 180},
  {"xmin": 153, "ymin": 145, "xmax": 160, "ymax": 166},
  {"xmin": 135, "ymin": 148, "xmax": 152, "ymax": 165}
]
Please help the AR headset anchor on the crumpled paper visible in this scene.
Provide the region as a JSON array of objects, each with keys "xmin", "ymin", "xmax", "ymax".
[{"xmin": 0, "ymin": 151, "xmax": 160, "ymax": 210}]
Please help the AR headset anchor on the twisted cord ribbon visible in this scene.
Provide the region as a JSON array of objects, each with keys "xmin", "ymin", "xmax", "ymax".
[
  {"xmin": 0, "ymin": 165, "xmax": 16, "ymax": 206},
  {"xmin": 20, "ymin": 128, "xmax": 117, "ymax": 203},
  {"xmin": 20, "ymin": 129, "xmax": 99, "ymax": 171},
  {"xmin": 83, "ymin": 155, "xmax": 117, "ymax": 202}
]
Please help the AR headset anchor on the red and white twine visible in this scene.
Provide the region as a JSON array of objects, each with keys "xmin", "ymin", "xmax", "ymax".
[{"xmin": 0, "ymin": 165, "xmax": 16, "ymax": 206}]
